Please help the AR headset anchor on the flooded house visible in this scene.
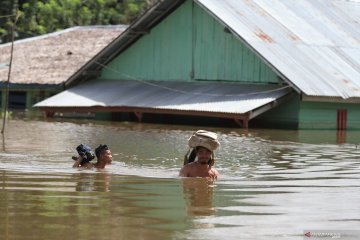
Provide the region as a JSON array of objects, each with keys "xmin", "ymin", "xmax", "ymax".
[
  {"xmin": 35, "ymin": 0, "xmax": 360, "ymax": 129},
  {"xmin": 0, "ymin": 25, "xmax": 126, "ymax": 114}
]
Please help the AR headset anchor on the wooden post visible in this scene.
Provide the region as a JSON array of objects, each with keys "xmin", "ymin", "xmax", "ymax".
[
  {"xmin": 134, "ymin": 112, "xmax": 143, "ymax": 122},
  {"xmin": 234, "ymin": 116, "xmax": 249, "ymax": 128},
  {"xmin": 45, "ymin": 111, "xmax": 55, "ymax": 118},
  {"xmin": 1, "ymin": 10, "xmax": 20, "ymax": 135}
]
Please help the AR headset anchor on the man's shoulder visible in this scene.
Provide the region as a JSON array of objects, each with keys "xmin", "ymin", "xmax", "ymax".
[
  {"xmin": 81, "ymin": 162, "xmax": 95, "ymax": 168},
  {"xmin": 180, "ymin": 162, "xmax": 197, "ymax": 174}
]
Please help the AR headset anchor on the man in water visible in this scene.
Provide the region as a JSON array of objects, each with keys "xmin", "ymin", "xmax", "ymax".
[
  {"xmin": 73, "ymin": 144, "xmax": 112, "ymax": 169},
  {"xmin": 179, "ymin": 130, "xmax": 220, "ymax": 180}
]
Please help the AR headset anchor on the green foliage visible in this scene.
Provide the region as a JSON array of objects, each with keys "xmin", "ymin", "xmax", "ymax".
[
  {"xmin": 0, "ymin": 0, "xmax": 155, "ymax": 43},
  {"xmin": 0, "ymin": 110, "xmax": 13, "ymax": 119},
  {"xmin": 0, "ymin": 0, "xmax": 16, "ymax": 43}
]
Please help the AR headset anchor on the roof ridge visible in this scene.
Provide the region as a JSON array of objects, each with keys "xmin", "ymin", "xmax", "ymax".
[{"xmin": 0, "ymin": 25, "xmax": 127, "ymax": 48}]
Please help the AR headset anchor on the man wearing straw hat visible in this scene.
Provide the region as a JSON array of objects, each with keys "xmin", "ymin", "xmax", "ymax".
[{"xmin": 179, "ymin": 130, "xmax": 220, "ymax": 180}]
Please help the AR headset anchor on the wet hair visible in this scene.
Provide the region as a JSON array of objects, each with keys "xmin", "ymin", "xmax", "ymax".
[
  {"xmin": 183, "ymin": 148, "xmax": 197, "ymax": 165},
  {"xmin": 95, "ymin": 144, "xmax": 109, "ymax": 159},
  {"xmin": 183, "ymin": 146, "xmax": 215, "ymax": 167}
]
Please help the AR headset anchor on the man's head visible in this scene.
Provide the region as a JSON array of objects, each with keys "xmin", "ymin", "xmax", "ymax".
[
  {"xmin": 95, "ymin": 144, "xmax": 112, "ymax": 164},
  {"xmin": 195, "ymin": 146, "xmax": 213, "ymax": 165},
  {"xmin": 184, "ymin": 130, "xmax": 219, "ymax": 166}
]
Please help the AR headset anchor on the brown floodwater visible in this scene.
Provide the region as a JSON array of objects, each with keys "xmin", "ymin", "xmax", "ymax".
[{"xmin": 0, "ymin": 118, "xmax": 359, "ymax": 240}]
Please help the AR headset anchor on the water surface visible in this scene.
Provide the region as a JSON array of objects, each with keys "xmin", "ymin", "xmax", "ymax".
[{"xmin": 0, "ymin": 119, "xmax": 359, "ymax": 240}]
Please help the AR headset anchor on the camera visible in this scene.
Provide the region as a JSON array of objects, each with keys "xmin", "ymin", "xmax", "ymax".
[{"xmin": 72, "ymin": 144, "xmax": 95, "ymax": 165}]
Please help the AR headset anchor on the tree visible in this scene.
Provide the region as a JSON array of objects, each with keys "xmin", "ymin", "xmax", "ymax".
[
  {"xmin": 0, "ymin": 0, "xmax": 18, "ymax": 43},
  {"xmin": 0, "ymin": 0, "xmax": 155, "ymax": 44}
]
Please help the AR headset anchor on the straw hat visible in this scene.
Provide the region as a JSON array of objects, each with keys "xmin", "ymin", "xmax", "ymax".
[{"xmin": 188, "ymin": 130, "xmax": 220, "ymax": 151}]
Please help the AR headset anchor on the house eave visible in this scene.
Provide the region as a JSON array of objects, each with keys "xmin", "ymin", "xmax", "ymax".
[
  {"xmin": 302, "ymin": 95, "xmax": 360, "ymax": 104},
  {"xmin": 0, "ymin": 82, "xmax": 64, "ymax": 90}
]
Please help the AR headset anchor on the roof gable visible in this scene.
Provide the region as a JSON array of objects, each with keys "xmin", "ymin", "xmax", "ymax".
[{"xmin": 65, "ymin": 0, "xmax": 359, "ymax": 99}]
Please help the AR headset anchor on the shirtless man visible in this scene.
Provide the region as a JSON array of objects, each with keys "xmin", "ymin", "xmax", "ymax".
[
  {"xmin": 179, "ymin": 146, "xmax": 219, "ymax": 179},
  {"xmin": 179, "ymin": 130, "xmax": 220, "ymax": 180},
  {"xmin": 73, "ymin": 144, "xmax": 112, "ymax": 169}
]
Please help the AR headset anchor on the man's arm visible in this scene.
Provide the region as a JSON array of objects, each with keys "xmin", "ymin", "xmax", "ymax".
[
  {"xmin": 72, "ymin": 156, "xmax": 83, "ymax": 168},
  {"xmin": 179, "ymin": 165, "xmax": 190, "ymax": 177},
  {"xmin": 210, "ymin": 168, "xmax": 219, "ymax": 180}
]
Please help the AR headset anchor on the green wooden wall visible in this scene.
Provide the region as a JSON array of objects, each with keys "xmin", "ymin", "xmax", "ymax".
[
  {"xmin": 251, "ymin": 98, "xmax": 360, "ymax": 130},
  {"xmin": 252, "ymin": 94, "xmax": 300, "ymax": 129},
  {"xmin": 192, "ymin": 3, "xmax": 278, "ymax": 83},
  {"xmin": 101, "ymin": 1, "xmax": 193, "ymax": 81},
  {"xmin": 299, "ymin": 101, "xmax": 360, "ymax": 130},
  {"xmin": 101, "ymin": 0, "xmax": 279, "ymax": 84}
]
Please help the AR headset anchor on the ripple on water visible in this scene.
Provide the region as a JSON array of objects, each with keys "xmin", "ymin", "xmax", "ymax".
[{"xmin": 1, "ymin": 120, "xmax": 360, "ymax": 240}]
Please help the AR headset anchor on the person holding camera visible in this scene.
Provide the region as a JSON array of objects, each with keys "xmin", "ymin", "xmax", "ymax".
[{"xmin": 72, "ymin": 144, "xmax": 113, "ymax": 169}]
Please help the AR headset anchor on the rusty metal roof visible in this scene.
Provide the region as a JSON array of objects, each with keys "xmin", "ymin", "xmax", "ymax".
[
  {"xmin": 34, "ymin": 80, "xmax": 292, "ymax": 120},
  {"xmin": 195, "ymin": 0, "xmax": 360, "ymax": 99},
  {"xmin": 0, "ymin": 25, "xmax": 126, "ymax": 85}
]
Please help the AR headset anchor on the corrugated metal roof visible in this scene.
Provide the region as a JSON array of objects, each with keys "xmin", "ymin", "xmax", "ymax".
[
  {"xmin": 34, "ymin": 80, "xmax": 292, "ymax": 119},
  {"xmin": 195, "ymin": 0, "xmax": 360, "ymax": 99}
]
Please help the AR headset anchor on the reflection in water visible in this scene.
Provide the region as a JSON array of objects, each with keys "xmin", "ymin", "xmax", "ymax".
[
  {"xmin": 181, "ymin": 178, "xmax": 215, "ymax": 216},
  {"xmin": 74, "ymin": 171, "xmax": 112, "ymax": 192},
  {"xmin": 1, "ymin": 133, "xmax": 5, "ymax": 152},
  {"xmin": 0, "ymin": 119, "xmax": 360, "ymax": 240},
  {"xmin": 336, "ymin": 130, "xmax": 347, "ymax": 144}
]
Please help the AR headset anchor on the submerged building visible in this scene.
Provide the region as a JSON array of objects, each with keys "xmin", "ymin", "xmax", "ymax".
[
  {"xmin": 0, "ymin": 25, "xmax": 126, "ymax": 112},
  {"xmin": 35, "ymin": 0, "xmax": 360, "ymax": 129}
]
